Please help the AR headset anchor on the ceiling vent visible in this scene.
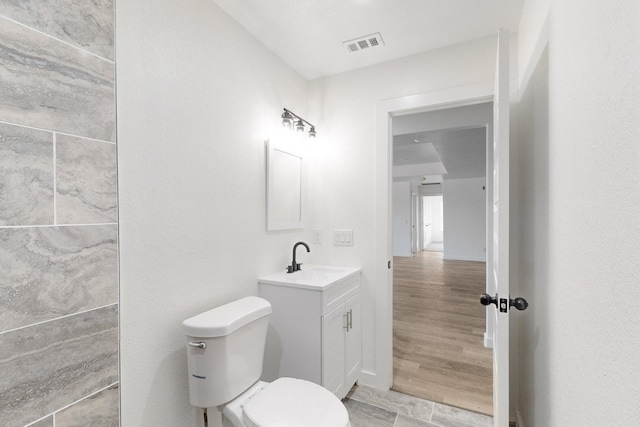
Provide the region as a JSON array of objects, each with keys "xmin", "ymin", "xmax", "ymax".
[{"xmin": 342, "ymin": 32, "xmax": 385, "ymax": 53}]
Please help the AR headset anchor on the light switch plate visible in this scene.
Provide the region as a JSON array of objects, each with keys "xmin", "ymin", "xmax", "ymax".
[{"xmin": 333, "ymin": 229, "xmax": 353, "ymax": 246}]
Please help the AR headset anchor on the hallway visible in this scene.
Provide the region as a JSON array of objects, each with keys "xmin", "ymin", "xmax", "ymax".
[{"xmin": 392, "ymin": 251, "xmax": 492, "ymax": 415}]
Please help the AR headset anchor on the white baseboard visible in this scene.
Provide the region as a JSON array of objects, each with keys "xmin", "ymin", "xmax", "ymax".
[
  {"xmin": 484, "ymin": 332, "xmax": 494, "ymax": 349},
  {"xmin": 443, "ymin": 255, "xmax": 486, "ymax": 262},
  {"xmin": 393, "ymin": 253, "xmax": 412, "ymax": 258},
  {"xmin": 357, "ymin": 370, "xmax": 389, "ymax": 391}
]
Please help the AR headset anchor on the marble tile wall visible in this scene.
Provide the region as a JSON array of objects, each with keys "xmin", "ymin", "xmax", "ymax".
[
  {"xmin": 0, "ymin": 0, "xmax": 114, "ymax": 60},
  {"xmin": 56, "ymin": 135, "xmax": 118, "ymax": 224},
  {"xmin": 56, "ymin": 384, "xmax": 119, "ymax": 427},
  {"xmin": 0, "ymin": 15, "xmax": 115, "ymax": 141},
  {"xmin": 0, "ymin": 306, "xmax": 118, "ymax": 426},
  {"xmin": 0, "ymin": 225, "xmax": 118, "ymax": 330},
  {"xmin": 0, "ymin": 1, "xmax": 118, "ymax": 426},
  {"xmin": 0, "ymin": 123, "xmax": 54, "ymax": 226},
  {"xmin": 26, "ymin": 418, "xmax": 53, "ymax": 427}
]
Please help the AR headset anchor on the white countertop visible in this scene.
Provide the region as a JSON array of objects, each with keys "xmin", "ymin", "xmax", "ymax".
[{"xmin": 258, "ymin": 264, "xmax": 361, "ymax": 290}]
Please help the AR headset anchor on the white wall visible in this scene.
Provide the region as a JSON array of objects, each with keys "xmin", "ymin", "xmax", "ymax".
[
  {"xmin": 442, "ymin": 178, "xmax": 486, "ymax": 261},
  {"xmin": 514, "ymin": 0, "xmax": 640, "ymax": 425},
  {"xmin": 116, "ymin": 1, "xmax": 312, "ymax": 426},
  {"xmin": 308, "ymin": 36, "xmax": 498, "ymax": 386},
  {"xmin": 392, "ymin": 181, "xmax": 412, "ymax": 257}
]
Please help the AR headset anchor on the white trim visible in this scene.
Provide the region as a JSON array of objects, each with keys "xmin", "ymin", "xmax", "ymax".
[
  {"xmin": 484, "ymin": 332, "xmax": 494, "ymax": 349},
  {"xmin": 375, "ymin": 82, "xmax": 495, "ymax": 391},
  {"xmin": 356, "ymin": 370, "xmax": 379, "ymax": 389},
  {"xmin": 518, "ymin": 13, "xmax": 550, "ymax": 101},
  {"xmin": 443, "ymin": 255, "xmax": 486, "ymax": 262}
]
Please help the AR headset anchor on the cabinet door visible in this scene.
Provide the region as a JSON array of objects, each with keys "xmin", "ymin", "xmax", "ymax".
[
  {"xmin": 344, "ymin": 292, "xmax": 361, "ymax": 391},
  {"xmin": 322, "ymin": 304, "xmax": 346, "ymax": 396}
]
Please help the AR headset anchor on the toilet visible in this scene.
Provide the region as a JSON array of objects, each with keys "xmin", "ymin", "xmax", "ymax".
[{"xmin": 182, "ymin": 296, "xmax": 350, "ymax": 427}]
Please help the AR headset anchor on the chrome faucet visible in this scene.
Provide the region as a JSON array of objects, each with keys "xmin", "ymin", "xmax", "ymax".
[{"xmin": 287, "ymin": 241, "xmax": 310, "ymax": 273}]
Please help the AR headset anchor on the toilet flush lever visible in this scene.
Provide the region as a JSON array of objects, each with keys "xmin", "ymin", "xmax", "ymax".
[{"xmin": 189, "ymin": 341, "xmax": 206, "ymax": 349}]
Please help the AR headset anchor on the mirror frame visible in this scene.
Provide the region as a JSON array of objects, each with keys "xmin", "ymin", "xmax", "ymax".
[{"xmin": 265, "ymin": 139, "xmax": 303, "ymax": 231}]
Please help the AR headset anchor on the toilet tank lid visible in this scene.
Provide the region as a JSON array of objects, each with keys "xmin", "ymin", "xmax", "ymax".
[{"xmin": 182, "ymin": 296, "xmax": 272, "ymax": 338}]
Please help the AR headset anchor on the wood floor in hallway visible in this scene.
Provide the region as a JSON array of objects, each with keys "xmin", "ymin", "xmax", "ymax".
[{"xmin": 392, "ymin": 250, "xmax": 493, "ymax": 416}]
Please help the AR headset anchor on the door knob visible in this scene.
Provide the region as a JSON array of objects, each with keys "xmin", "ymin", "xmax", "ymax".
[
  {"xmin": 480, "ymin": 293, "xmax": 498, "ymax": 308},
  {"xmin": 510, "ymin": 297, "xmax": 529, "ymax": 311},
  {"xmin": 481, "ymin": 293, "xmax": 529, "ymax": 311}
]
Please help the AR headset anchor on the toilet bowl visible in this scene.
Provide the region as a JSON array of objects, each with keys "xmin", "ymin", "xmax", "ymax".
[
  {"xmin": 222, "ymin": 378, "xmax": 350, "ymax": 427},
  {"xmin": 182, "ymin": 296, "xmax": 350, "ymax": 427}
]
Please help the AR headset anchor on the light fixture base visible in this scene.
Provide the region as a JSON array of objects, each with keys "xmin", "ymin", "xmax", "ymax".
[{"xmin": 281, "ymin": 108, "xmax": 317, "ymax": 138}]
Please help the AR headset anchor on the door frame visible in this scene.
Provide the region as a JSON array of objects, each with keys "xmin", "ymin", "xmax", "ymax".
[
  {"xmin": 370, "ymin": 81, "xmax": 495, "ymax": 391},
  {"xmin": 411, "ymin": 193, "xmax": 419, "ymax": 254}
]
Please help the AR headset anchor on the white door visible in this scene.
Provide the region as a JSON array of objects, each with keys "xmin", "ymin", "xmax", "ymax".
[
  {"xmin": 490, "ymin": 28, "xmax": 510, "ymax": 427},
  {"xmin": 423, "ymin": 197, "xmax": 432, "ymax": 249},
  {"xmin": 411, "ymin": 195, "xmax": 419, "ymax": 253},
  {"xmin": 344, "ymin": 293, "xmax": 361, "ymax": 391}
]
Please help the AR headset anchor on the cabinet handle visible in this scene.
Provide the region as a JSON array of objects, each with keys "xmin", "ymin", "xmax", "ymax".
[
  {"xmin": 348, "ymin": 309, "xmax": 353, "ymax": 330},
  {"xmin": 343, "ymin": 313, "xmax": 349, "ymax": 332}
]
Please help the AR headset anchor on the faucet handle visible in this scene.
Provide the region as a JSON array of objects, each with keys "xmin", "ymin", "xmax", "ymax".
[{"xmin": 286, "ymin": 263, "xmax": 303, "ymax": 273}]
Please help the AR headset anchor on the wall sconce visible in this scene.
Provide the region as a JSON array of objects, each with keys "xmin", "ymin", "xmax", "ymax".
[{"xmin": 281, "ymin": 108, "xmax": 317, "ymax": 138}]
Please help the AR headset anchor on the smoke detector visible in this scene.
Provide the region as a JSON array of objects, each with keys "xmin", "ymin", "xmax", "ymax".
[{"xmin": 342, "ymin": 32, "xmax": 385, "ymax": 53}]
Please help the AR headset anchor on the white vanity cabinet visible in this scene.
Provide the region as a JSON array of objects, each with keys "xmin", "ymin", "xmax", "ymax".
[
  {"xmin": 322, "ymin": 292, "xmax": 361, "ymax": 397},
  {"xmin": 258, "ymin": 266, "xmax": 361, "ymax": 399}
]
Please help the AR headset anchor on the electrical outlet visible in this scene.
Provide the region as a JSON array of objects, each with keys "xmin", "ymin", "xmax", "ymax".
[{"xmin": 314, "ymin": 228, "xmax": 323, "ymax": 245}]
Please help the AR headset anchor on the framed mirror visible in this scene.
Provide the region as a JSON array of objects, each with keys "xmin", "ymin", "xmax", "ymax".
[{"xmin": 266, "ymin": 139, "xmax": 303, "ymax": 230}]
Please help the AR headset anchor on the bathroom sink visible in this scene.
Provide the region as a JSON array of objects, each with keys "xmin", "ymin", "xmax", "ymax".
[{"xmin": 258, "ymin": 265, "xmax": 361, "ymax": 289}]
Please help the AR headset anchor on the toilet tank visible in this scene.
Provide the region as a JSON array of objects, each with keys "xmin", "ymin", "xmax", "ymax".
[{"xmin": 181, "ymin": 296, "xmax": 272, "ymax": 408}]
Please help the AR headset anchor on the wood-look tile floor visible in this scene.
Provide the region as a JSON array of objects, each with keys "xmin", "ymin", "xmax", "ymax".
[{"xmin": 392, "ymin": 251, "xmax": 493, "ymax": 416}]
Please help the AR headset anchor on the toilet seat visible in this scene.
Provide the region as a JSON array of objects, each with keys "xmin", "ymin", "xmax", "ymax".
[{"xmin": 242, "ymin": 378, "xmax": 349, "ymax": 427}]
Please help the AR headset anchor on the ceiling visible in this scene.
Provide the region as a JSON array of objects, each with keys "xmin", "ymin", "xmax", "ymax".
[
  {"xmin": 212, "ymin": 0, "xmax": 524, "ymax": 80},
  {"xmin": 394, "ymin": 127, "xmax": 487, "ymax": 181}
]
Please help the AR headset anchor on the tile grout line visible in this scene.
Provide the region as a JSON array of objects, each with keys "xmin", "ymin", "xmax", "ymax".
[
  {"xmin": 0, "ymin": 15, "xmax": 114, "ymax": 64},
  {"xmin": 0, "ymin": 302, "xmax": 118, "ymax": 336},
  {"xmin": 25, "ymin": 381, "xmax": 118, "ymax": 427},
  {"xmin": 53, "ymin": 132, "xmax": 57, "ymax": 225},
  {"xmin": 0, "ymin": 222, "xmax": 118, "ymax": 230},
  {"xmin": 24, "ymin": 414, "xmax": 52, "ymax": 427},
  {"xmin": 0, "ymin": 120, "xmax": 116, "ymax": 145}
]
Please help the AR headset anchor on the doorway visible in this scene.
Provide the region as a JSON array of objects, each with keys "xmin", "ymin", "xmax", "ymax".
[
  {"xmin": 390, "ymin": 101, "xmax": 493, "ymax": 415},
  {"xmin": 393, "ymin": 252, "xmax": 492, "ymax": 414},
  {"xmin": 372, "ymin": 81, "xmax": 495, "ymax": 397},
  {"xmin": 422, "ymin": 195, "xmax": 443, "ymax": 252}
]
